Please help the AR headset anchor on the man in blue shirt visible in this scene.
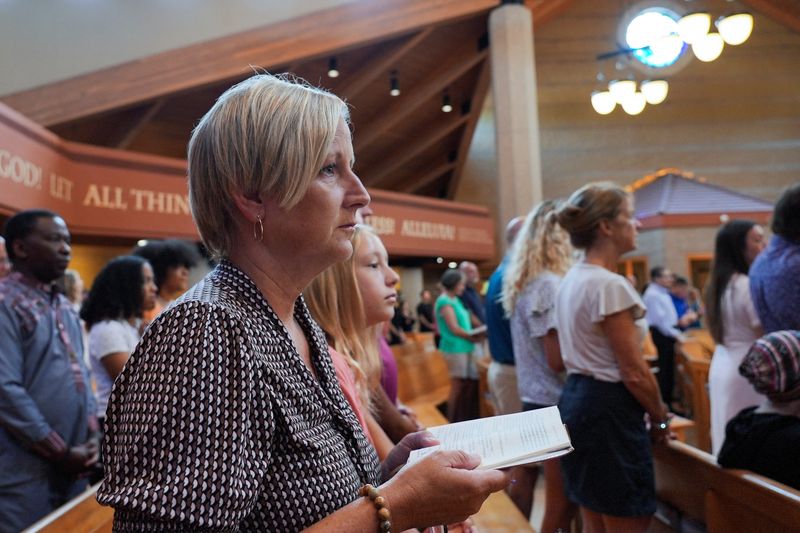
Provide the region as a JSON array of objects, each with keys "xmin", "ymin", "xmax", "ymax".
[
  {"xmin": 0, "ymin": 210, "xmax": 99, "ymax": 531},
  {"xmin": 458, "ymin": 260, "xmax": 485, "ymax": 324},
  {"xmin": 483, "ymin": 217, "xmax": 534, "ymax": 518},
  {"xmin": 484, "ymin": 217, "xmax": 524, "ymax": 415},
  {"xmin": 750, "ymin": 183, "xmax": 800, "ymax": 332}
]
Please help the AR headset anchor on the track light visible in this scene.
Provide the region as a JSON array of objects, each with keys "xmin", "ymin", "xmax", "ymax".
[
  {"xmin": 441, "ymin": 93, "xmax": 453, "ymax": 113},
  {"xmin": 389, "ymin": 71, "xmax": 400, "ymax": 96},
  {"xmin": 327, "ymin": 57, "xmax": 339, "ymax": 78}
]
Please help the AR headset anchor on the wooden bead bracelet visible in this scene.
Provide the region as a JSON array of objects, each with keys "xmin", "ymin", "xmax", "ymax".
[{"xmin": 360, "ymin": 483, "xmax": 392, "ymax": 532}]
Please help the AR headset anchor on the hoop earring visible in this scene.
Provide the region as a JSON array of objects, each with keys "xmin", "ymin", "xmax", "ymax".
[{"xmin": 253, "ymin": 215, "xmax": 264, "ymax": 242}]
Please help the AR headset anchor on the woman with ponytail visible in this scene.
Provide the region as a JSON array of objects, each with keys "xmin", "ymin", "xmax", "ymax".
[{"xmin": 554, "ymin": 182, "xmax": 669, "ymax": 533}]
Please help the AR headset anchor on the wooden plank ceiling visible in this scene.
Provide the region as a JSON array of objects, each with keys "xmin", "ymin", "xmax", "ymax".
[
  {"xmin": 3, "ymin": 0, "xmax": 795, "ymax": 199},
  {"xmin": 1, "ymin": 0, "xmax": 569, "ymax": 199}
]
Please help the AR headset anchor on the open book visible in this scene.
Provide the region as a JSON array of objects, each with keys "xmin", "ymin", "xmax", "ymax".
[{"xmin": 407, "ymin": 406, "xmax": 573, "ymax": 470}]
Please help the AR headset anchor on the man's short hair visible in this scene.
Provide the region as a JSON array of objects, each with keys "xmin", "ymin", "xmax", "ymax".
[
  {"xmin": 772, "ymin": 183, "xmax": 800, "ymax": 242},
  {"xmin": 3, "ymin": 209, "xmax": 59, "ymax": 263},
  {"xmin": 650, "ymin": 266, "xmax": 667, "ymax": 280}
]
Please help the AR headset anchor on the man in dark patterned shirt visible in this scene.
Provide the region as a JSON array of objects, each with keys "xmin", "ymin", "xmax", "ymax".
[{"xmin": 0, "ymin": 209, "xmax": 99, "ymax": 531}]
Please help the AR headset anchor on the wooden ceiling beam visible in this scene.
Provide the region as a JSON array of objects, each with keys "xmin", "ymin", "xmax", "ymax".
[
  {"xmin": 446, "ymin": 58, "xmax": 492, "ymax": 200},
  {"xmin": 529, "ymin": 0, "xmax": 576, "ymax": 28},
  {"xmin": 116, "ymin": 99, "xmax": 165, "ymax": 149},
  {"xmin": 339, "ymin": 27, "xmax": 434, "ymax": 102},
  {"xmin": 354, "ymin": 48, "xmax": 488, "ymax": 153},
  {"xmin": 400, "ymin": 161, "xmax": 457, "ymax": 193},
  {"xmin": 2, "ymin": 0, "xmax": 504, "ymax": 127},
  {"xmin": 366, "ymin": 114, "xmax": 469, "ymax": 188},
  {"xmin": 740, "ymin": 0, "xmax": 800, "ymax": 33}
]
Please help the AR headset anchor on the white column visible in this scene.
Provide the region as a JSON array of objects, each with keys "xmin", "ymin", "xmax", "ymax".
[{"xmin": 489, "ymin": 2, "xmax": 543, "ymax": 251}]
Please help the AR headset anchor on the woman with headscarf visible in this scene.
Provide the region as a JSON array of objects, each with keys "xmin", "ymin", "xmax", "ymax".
[{"xmin": 718, "ymin": 330, "xmax": 800, "ymax": 490}]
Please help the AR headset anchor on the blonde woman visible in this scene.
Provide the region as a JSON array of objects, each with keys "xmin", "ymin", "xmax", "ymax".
[
  {"xmin": 304, "ymin": 225, "xmax": 417, "ymax": 459},
  {"xmin": 98, "ymin": 74, "xmax": 507, "ymax": 531},
  {"xmin": 501, "ymin": 199, "xmax": 576, "ymax": 533}
]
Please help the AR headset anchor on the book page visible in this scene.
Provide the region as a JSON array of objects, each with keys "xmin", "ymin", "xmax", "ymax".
[{"xmin": 408, "ymin": 406, "xmax": 572, "ymax": 470}]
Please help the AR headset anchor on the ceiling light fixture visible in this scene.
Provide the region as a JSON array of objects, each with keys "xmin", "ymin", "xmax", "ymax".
[
  {"xmin": 640, "ymin": 79, "xmax": 669, "ymax": 105},
  {"xmin": 608, "ymin": 79, "xmax": 637, "ymax": 104},
  {"xmin": 692, "ymin": 32, "xmax": 724, "ymax": 62},
  {"xmin": 677, "ymin": 12, "xmax": 712, "ymax": 44},
  {"xmin": 716, "ymin": 12, "xmax": 754, "ymax": 45},
  {"xmin": 621, "ymin": 92, "xmax": 647, "ymax": 115},
  {"xmin": 591, "ymin": 91, "xmax": 616, "ymax": 115},
  {"xmin": 327, "ymin": 57, "xmax": 339, "ymax": 78}
]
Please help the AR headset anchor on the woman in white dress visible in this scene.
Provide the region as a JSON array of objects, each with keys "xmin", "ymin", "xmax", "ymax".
[{"xmin": 705, "ymin": 219, "xmax": 767, "ymax": 455}]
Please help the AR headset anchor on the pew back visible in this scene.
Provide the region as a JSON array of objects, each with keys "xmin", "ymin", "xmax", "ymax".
[
  {"xmin": 676, "ymin": 339, "xmax": 712, "ymax": 451},
  {"xmin": 23, "ymin": 484, "xmax": 112, "ymax": 533},
  {"xmin": 654, "ymin": 440, "xmax": 800, "ymax": 533}
]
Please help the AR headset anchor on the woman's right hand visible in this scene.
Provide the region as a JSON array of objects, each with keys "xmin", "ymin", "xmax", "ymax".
[{"xmin": 381, "ymin": 450, "xmax": 509, "ymax": 531}]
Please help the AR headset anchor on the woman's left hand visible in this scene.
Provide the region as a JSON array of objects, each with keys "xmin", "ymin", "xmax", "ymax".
[{"xmin": 381, "ymin": 430, "xmax": 439, "ymax": 481}]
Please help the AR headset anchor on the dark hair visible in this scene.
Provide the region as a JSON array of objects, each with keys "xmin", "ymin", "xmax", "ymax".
[
  {"xmin": 80, "ymin": 256, "xmax": 149, "ymax": 328},
  {"xmin": 674, "ymin": 276, "xmax": 688, "ymax": 286},
  {"xmin": 650, "ymin": 266, "xmax": 667, "ymax": 280},
  {"xmin": 556, "ymin": 182, "xmax": 629, "ymax": 249},
  {"xmin": 132, "ymin": 239, "xmax": 200, "ymax": 290},
  {"xmin": 440, "ymin": 269, "xmax": 465, "ymax": 291},
  {"xmin": 2, "ymin": 209, "xmax": 59, "ymax": 262},
  {"xmin": 772, "ymin": 183, "xmax": 800, "ymax": 242},
  {"xmin": 704, "ymin": 220, "xmax": 757, "ymax": 344}
]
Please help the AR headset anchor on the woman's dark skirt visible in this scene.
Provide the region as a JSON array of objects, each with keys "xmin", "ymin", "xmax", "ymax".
[{"xmin": 558, "ymin": 374, "xmax": 655, "ymax": 517}]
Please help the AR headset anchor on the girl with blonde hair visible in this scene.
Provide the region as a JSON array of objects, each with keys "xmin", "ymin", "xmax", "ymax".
[
  {"xmin": 502, "ymin": 199, "xmax": 576, "ymax": 532},
  {"xmin": 304, "ymin": 224, "xmax": 418, "ymax": 458}
]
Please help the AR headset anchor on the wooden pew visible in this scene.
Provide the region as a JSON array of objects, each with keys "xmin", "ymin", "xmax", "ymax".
[
  {"xmin": 676, "ymin": 338, "xmax": 712, "ymax": 451},
  {"xmin": 394, "ymin": 345, "xmax": 452, "ymax": 409},
  {"xmin": 24, "ymin": 483, "xmax": 113, "ymax": 533},
  {"xmin": 654, "ymin": 440, "xmax": 800, "ymax": 532}
]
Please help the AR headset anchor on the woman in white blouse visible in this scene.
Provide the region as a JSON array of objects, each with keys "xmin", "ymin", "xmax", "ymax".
[
  {"xmin": 555, "ymin": 182, "xmax": 669, "ymax": 533},
  {"xmin": 80, "ymin": 255, "xmax": 157, "ymax": 423},
  {"xmin": 705, "ymin": 219, "xmax": 767, "ymax": 455}
]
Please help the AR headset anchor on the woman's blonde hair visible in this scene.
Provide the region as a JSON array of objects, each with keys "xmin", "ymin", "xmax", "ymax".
[
  {"xmin": 188, "ymin": 73, "xmax": 349, "ymax": 258},
  {"xmin": 303, "ymin": 225, "xmax": 383, "ymax": 411},
  {"xmin": 555, "ymin": 181, "xmax": 630, "ymax": 249},
  {"xmin": 501, "ymin": 200, "xmax": 573, "ymax": 317}
]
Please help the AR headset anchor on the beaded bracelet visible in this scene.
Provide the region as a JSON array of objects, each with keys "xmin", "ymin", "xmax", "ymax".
[{"xmin": 360, "ymin": 483, "xmax": 392, "ymax": 532}]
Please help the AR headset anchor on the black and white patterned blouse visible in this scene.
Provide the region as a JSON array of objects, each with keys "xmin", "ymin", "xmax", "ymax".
[{"xmin": 97, "ymin": 260, "xmax": 381, "ymax": 532}]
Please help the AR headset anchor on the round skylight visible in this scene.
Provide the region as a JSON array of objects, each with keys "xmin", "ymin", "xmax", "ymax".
[{"xmin": 625, "ymin": 8, "xmax": 686, "ymax": 68}]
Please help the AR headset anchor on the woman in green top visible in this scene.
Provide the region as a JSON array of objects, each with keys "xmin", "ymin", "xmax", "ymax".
[{"xmin": 435, "ymin": 269, "xmax": 486, "ymax": 422}]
